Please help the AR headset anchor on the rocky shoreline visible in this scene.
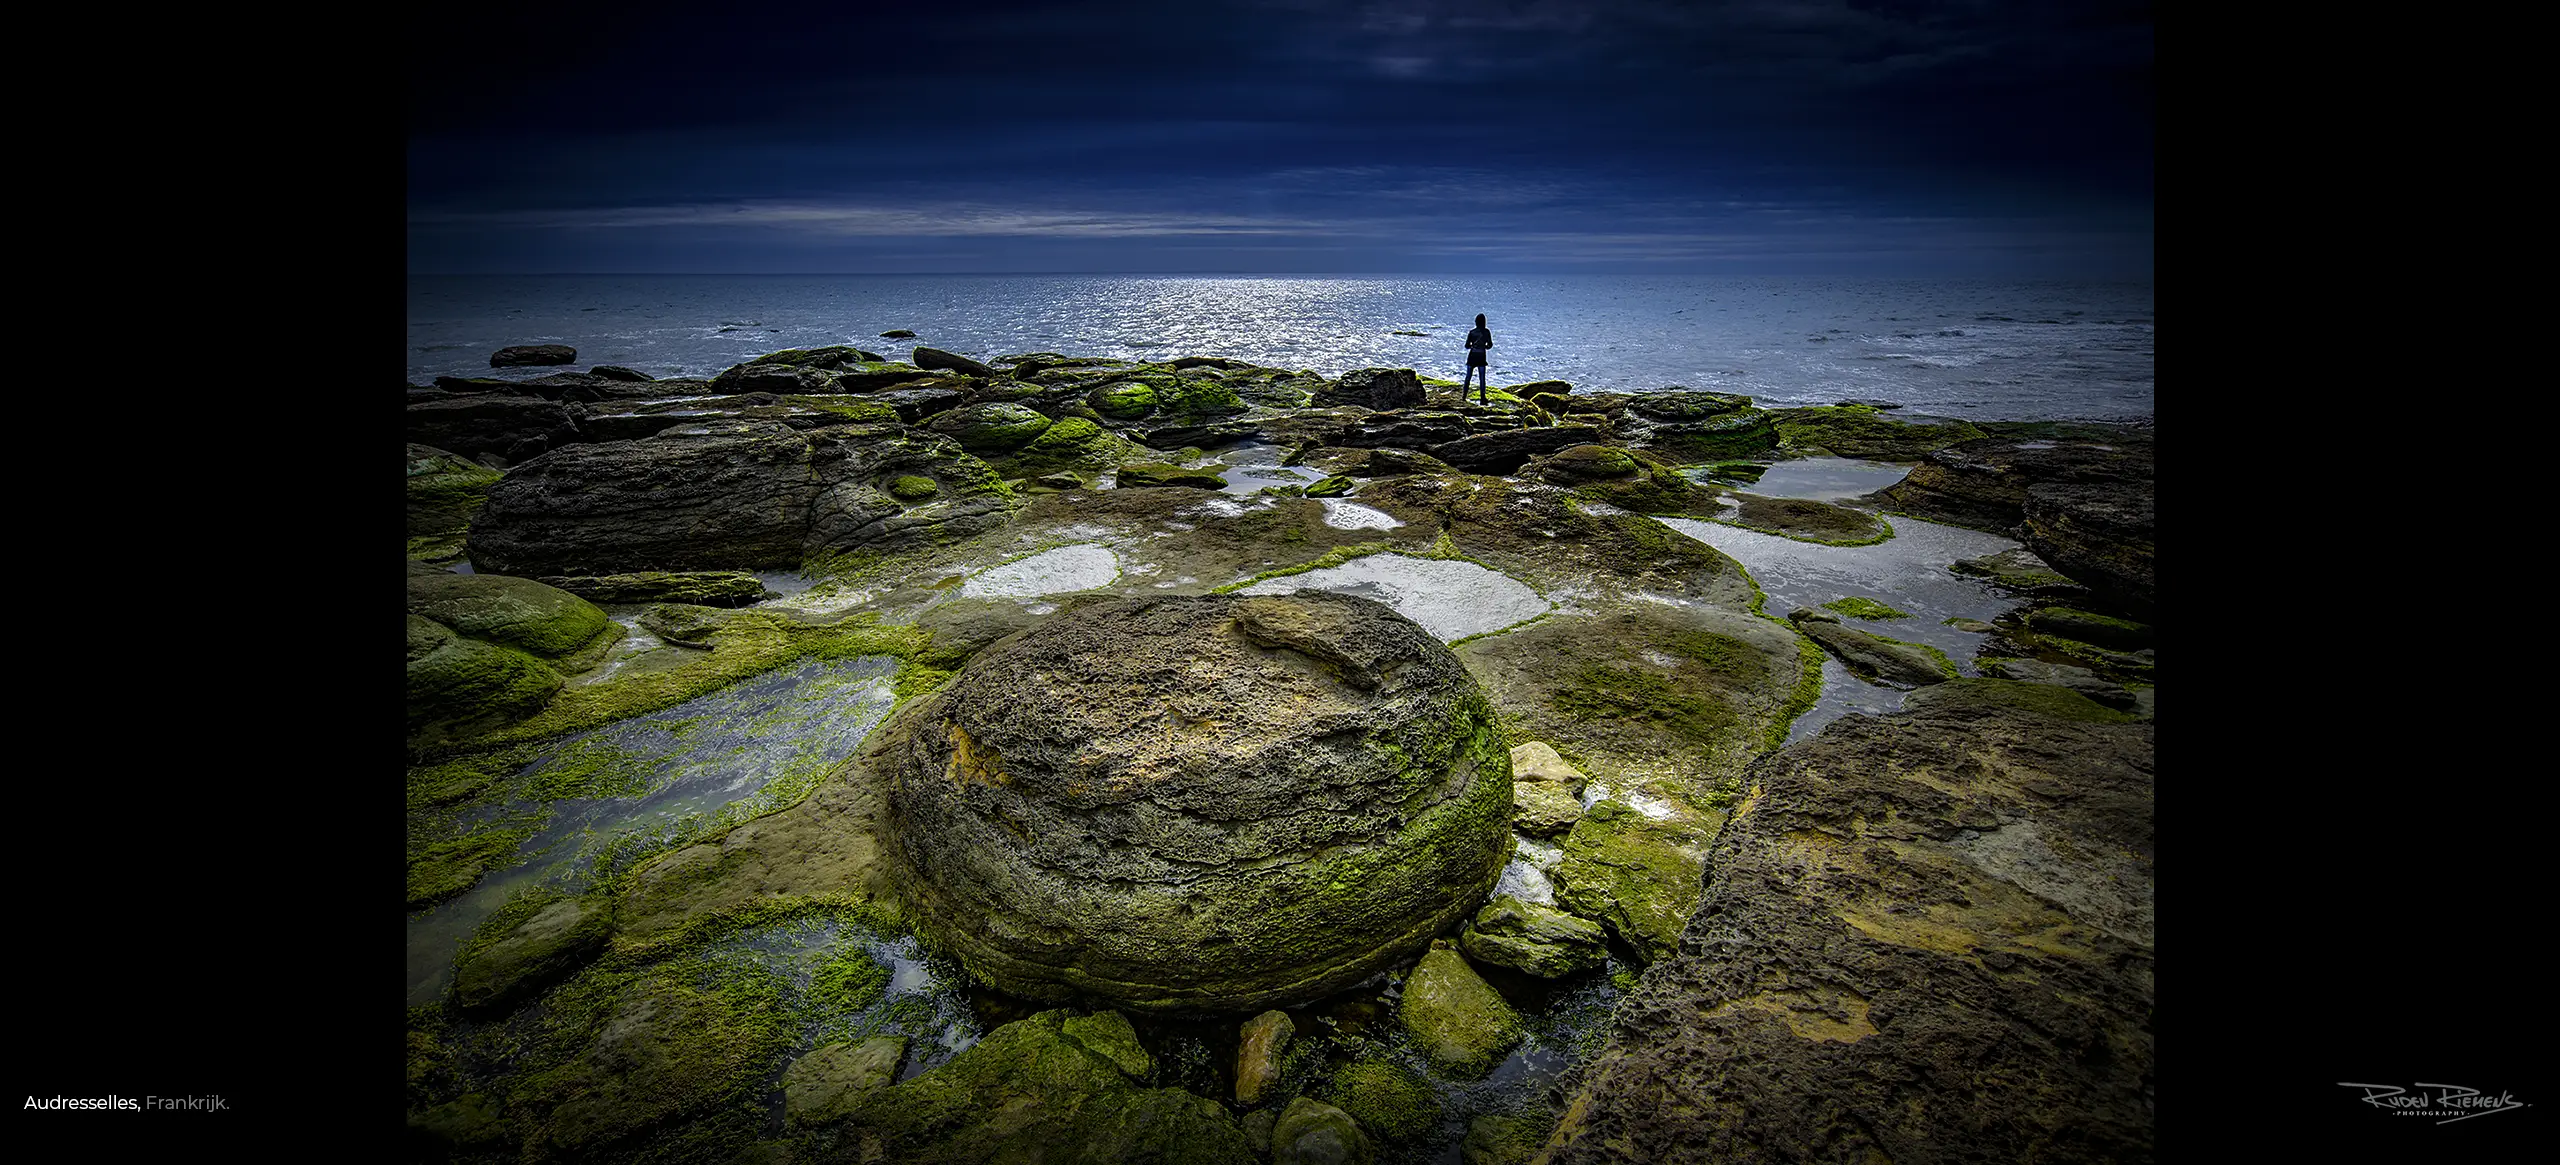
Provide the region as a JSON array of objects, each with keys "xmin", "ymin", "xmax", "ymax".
[{"xmin": 407, "ymin": 341, "xmax": 2154, "ymax": 1163}]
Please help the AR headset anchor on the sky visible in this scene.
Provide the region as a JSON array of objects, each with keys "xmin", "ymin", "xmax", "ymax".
[{"xmin": 406, "ymin": 0, "xmax": 2153, "ymax": 277}]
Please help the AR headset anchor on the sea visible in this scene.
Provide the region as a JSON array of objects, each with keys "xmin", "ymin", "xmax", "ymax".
[{"xmin": 406, "ymin": 275, "xmax": 2153, "ymax": 423}]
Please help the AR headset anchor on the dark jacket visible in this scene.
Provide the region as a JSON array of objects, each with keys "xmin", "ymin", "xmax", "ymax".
[{"xmin": 1465, "ymin": 326, "xmax": 1493, "ymax": 358}]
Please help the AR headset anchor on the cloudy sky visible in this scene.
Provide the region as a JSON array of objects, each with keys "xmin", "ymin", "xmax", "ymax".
[{"xmin": 407, "ymin": 0, "xmax": 2152, "ymax": 276}]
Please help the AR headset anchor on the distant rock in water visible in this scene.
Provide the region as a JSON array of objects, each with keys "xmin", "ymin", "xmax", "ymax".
[
  {"xmin": 879, "ymin": 329, "xmax": 916, "ymax": 339},
  {"xmin": 912, "ymin": 346, "xmax": 994, "ymax": 376},
  {"xmin": 877, "ymin": 591, "xmax": 1513, "ymax": 1013},
  {"xmin": 490, "ymin": 344, "xmax": 575, "ymax": 367},
  {"xmin": 589, "ymin": 365, "xmax": 654, "ymax": 382}
]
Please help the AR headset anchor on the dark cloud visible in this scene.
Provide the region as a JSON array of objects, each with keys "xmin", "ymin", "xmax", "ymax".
[{"xmin": 407, "ymin": 0, "xmax": 2150, "ymax": 275}]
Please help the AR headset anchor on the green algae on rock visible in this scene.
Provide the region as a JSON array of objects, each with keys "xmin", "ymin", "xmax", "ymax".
[
  {"xmin": 1397, "ymin": 942, "xmax": 1524, "ymax": 1078},
  {"xmin": 1820, "ymin": 596, "xmax": 1911, "ymax": 621},
  {"xmin": 1548, "ymin": 800, "xmax": 1722, "ymax": 963},
  {"xmin": 831, "ymin": 1008, "xmax": 1254, "ymax": 1164},
  {"xmin": 879, "ymin": 592, "xmax": 1513, "ymax": 1013},
  {"xmin": 1460, "ymin": 895, "xmax": 1609, "ymax": 978},
  {"xmin": 1320, "ymin": 1056, "xmax": 1440, "ymax": 1141}
]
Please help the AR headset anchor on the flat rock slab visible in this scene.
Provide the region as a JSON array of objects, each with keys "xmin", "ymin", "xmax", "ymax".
[{"xmin": 1544, "ymin": 679, "xmax": 2153, "ymax": 1164}]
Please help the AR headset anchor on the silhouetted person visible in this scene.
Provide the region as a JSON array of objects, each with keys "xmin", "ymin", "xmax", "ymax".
[{"xmin": 1463, "ymin": 314, "xmax": 1493, "ymax": 404}]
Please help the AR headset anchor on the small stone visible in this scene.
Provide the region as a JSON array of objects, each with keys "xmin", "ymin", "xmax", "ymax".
[
  {"xmin": 1236, "ymin": 1010, "xmax": 1295, "ymax": 1105},
  {"xmin": 1273, "ymin": 1097, "xmax": 1377, "ymax": 1165},
  {"xmin": 1460, "ymin": 895, "xmax": 1608, "ymax": 978},
  {"xmin": 1396, "ymin": 942, "xmax": 1523, "ymax": 1078},
  {"xmin": 1506, "ymin": 742, "xmax": 1587, "ymax": 792},
  {"xmin": 1512, "ymin": 780, "xmax": 1584, "ymax": 837}
]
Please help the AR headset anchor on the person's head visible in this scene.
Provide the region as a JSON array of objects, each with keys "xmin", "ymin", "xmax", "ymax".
[{"xmin": 1476, "ymin": 314, "xmax": 1487, "ymax": 326}]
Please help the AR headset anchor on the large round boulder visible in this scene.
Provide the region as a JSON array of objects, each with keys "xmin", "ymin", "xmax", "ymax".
[{"xmin": 876, "ymin": 592, "xmax": 1513, "ymax": 1013}]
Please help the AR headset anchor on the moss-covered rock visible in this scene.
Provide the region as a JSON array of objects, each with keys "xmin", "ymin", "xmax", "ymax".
[
  {"xmin": 408, "ymin": 444, "xmax": 503, "ymax": 560},
  {"xmin": 1549, "ymin": 801, "xmax": 1718, "ymax": 963},
  {"xmin": 1273, "ymin": 1097, "xmax": 1377, "ymax": 1165},
  {"xmin": 534, "ymin": 570, "xmax": 773, "ymax": 608},
  {"xmin": 1512, "ymin": 779, "xmax": 1584, "ymax": 836},
  {"xmin": 1790, "ymin": 616, "xmax": 1958, "ymax": 687},
  {"xmin": 1459, "ymin": 895, "xmax": 1608, "ymax": 978},
  {"xmin": 1305, "ymin": 474, "xmax": 1357, "ymax": 498},
  {"xmin": 1090, "ymin": 380, "xmax": 1160, "ymax": 419},
  {"xmin": 929, "ymin": 402, "xmax": 1055, "ymax": 452},
  {"xmin": 1540, "ymin": 444, "xmax": 1639, "ymax": 480},
  {"xmin": 2027, "ymin": 606, "xmax": 2152, "ymax": 651},
  {"xmin": 1062, "ymin": 1009, "xmax": 1154, "ymax": 1081},
  {"xmin": 1948, "ymin": 547, "xmax": 2082, "ymax": 595},
  {"xmin": 880, "ymin": 593, "xmax": 1513, "ymax": 1013},
  {"xmin": 887, "ymin": 474, "xmax": 942, "ymax": 501},
  {"xmin": 1320, "ymin": 1056, "xmax": 1439, "ymax": 1141},
  {"xmin": 1821, "ymin": 596, "xmax": 1910, "ymax": 621},
  {"xmin": 782, "ymin": 1036, "xmax": 907, "ymax": 1126},
  {"xmin": 835, "ymin": 1009, "xmax": 1253, "ymax": 1164},
  {"xmin": 1772, "ymin": 404, "xmax": 1985, "ymax": 459},
  {"xmin": 1721, "ymin": 493, "xmax": 1890, "ymax": 544},
  {"xmin": 518, "ymin": 969, "xmax": 796, "ymax": 1159},
  {"xmin": 1462, "ymin": 1113, "xmax": 1553, "ymax": 1165},
  {"xmin": 1115, "ymin": 462, "xmax": 1229, "ymax": 489},
  {"xmin": 405, "ymin": 613, "xmax": 564, "ymax": 734},
  {"xmin": 1155, "ymin": 375, "xmax": 1248, "ymax": 417},
  {"xmin": 452, "ymin": 897, "xmax": 611, "ymax": 1015},
  {"xmin": 1002, "ymin": 416, "xmax": 1152, "ymax": 477},
  {"xmin": 408, "ymin": 570, "xmax": 614, "ymax": 660},
  {"xmin": 1397, "ymin": 942, "xmax": 1523, "ymax": 1078},
  {"xmin": 407, "ymin": 1091, "xmax": 513, "ymax": 1154}
]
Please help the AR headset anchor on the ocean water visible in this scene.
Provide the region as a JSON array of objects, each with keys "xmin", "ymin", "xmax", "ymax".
[{"xmin": 407, "ymin": 275, "xmax": 2152, "ymax": 422}]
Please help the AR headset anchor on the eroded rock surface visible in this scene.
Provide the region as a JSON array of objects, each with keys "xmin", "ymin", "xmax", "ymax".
[
  {"xmin": 1546, "ymin": 680, "xmax": 2154, "ymax": 1164},
  {"xmin": 877, "ymin": 592, "xmax": 1513, "ymax": 1012}
]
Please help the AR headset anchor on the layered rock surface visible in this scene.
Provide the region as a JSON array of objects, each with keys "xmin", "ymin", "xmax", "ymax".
[
  {"xmin": 876, "ymin": 591, "xmax": 1514, "ymax": 1012},
  {"xmin": 1545, "ymin": 680, "xmax": 2154, "ymax": 1164}
]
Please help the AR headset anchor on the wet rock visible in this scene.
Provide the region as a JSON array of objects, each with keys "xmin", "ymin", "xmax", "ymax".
[
  {"xmin": 1791, "ymin": 616, "xmax": 1956, "ymax": 687},
  {"xmin": 1875, "ymin": 434, "xmax": 2152, "ymax": 533},
  {"xmin": 491, "ymin": 343, "xmax": 575, "ymax": 366},
  {"xmin": 407, "ymin": 1092, "xmax": 511, "ymax": 1153},
  {"xmin": 406, "ymin": 393, "xmax": 584, "ymax": 465},
  {"xmin": 783, "ymin": 1036, "xmax": 906, "ymax": 1127},
  {"xmin": 1396, "ymin": 941, "xmax": 1523, "ymax": 1078},
  {"xmin": 1115, "ymin": 462, "xmax": 1229, "ymax": 489},
  {"xmin": 407, "ymin": 444, "xmax": 503, "ymax": 560},
  {"xmin": 1461, "ymin": 1114, "xmax": 1550, "ymax": 1165},
  {"xmin": 1235, "ymin": 1011, "xmax": 1294, "ymax": 1105},
  {"xmin": 1723, "ymin": 493, "xmax": 1887, "ymax": 543},
  {"xmin": 405, "ymin": 613, "xmax": 562, "ymax": 737},
  {"xmin": 1460, "ymin": 895, "xmax": 1607, "ymax": 978},
  {"xmin": 1304, "ymin": 475, "xmax": 1356, "ymax": 498},
  {"xmin": 879, "ymin": 329, "xmax": 916, "ymax": 338},
  {"xmin": 465, "ymin": 424, "xmax": 1013, "ymax": 576},
  {"xmin": 1949, "ymin": 546, "xmax": 2083, "ymax": 595},
  {"xmin": 1507, "ymin": 379, "xmax": 1572, "ymax": 399},
  {"xmin": 2024, "ymin": 481, "xmax": 2155, "ymax": 620},
  {"xmin": 1428, "ymin": 425, "xmax": 1608, "ymax": 474},
  {"xmin": 1090, "ymin": 380, "xmax": 1160, "ymax": 419},
  {"xmin": 927, "ymin": 401, "xmax": 1054, "ymax": 452},
  {"xmin": 1319, "ymin": 1057, "xmax": 1438, "ymax": 1141},
  {"xmin": 870, "ymin": 385, "xmax": 970, "ymax": 423},
  {"xmin": 913, "ymin": 345, "xmax": 994, "ymax": 376},
  {"xmin": 1063, "ymin": 1010, "xmax": 1154, "ymax": 1081},
  {"xmin": 834, "ymin": 1009, "xmax": 1251, "ymax": 1164},
  {"xmin": 995, "ymin": 416, "xmax": 1152, "ymax": 478},
  {"xmin": 1788, "ymin": 605, "xmax": 1838, "ymax": 624},
  {"xmin": 590, "ymin": 365, "xmax": 653, "ymax": 382},
  {"xmin": 1273, "ymin": 1097, "xmax": 1376, "ymax": 1165},
  {"xmin": 1543, "ymin": 680, "xmax": 2153, "ymax": 1165},
  {"xmin": 1138, "ymin": 420, "xmax": 1263, "ymax": 449},
  {"xmin": 1507, "ymin": 742, "xmax": 1587, "ymax": 791},
  {"xmin": 1549, "ymin": 801, "xmax": 1717, "ymax": 963},
  {"xmin": 452, "ymin": 898, "xmax": 611, "ymax": 1015},
  {"xmin": 876, "ymin": 592, "xmax": 1513, "ymax": 1012},
  {"xmin": 1772, "ymin": 405, "xmax": 1984, "ymax": 459},
  {"xmin": 407, "ymin": 570, "xmax": 617, "ymax": 661},
  {"xmin": 1512, "ymin": 780, "xmax": 1584, "ymax": 836},
  {"xmin": 535, "ymin": 570, "xmax": 773, "ymax": 607},
  {"xmin": 523, "ymin": 971, "xmax": 794, "ymax": 1158},
  {"xmin": 1535, "ymin": 444, "xmax": 1639, "ymax": 481},
  {"xmin": 1979, "ymin": 657, "xmax": 2138, "ymax": 710},
  {"xmin": 711, "ymin": 362, "xmax": 837, "ymax": 395},
  {"xmin": 1623, "ymin": 407, "xmax": 1778, "ymax": 465},
  {"xmin": 2027, "ymin": 606, "xmax": 2152, "ymax": 651},
  {"xmin": 1316, "ymin": 367, "xmax": 1425, "ymax": 410}
]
